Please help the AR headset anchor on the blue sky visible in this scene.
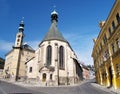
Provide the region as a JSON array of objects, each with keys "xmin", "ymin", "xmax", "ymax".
[{"xmin": 0, "ymin": 0, "xmax": 115, "ymax": 65}]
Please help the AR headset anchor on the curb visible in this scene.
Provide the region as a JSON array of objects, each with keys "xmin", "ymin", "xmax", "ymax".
[{"xmin": 91, "ymin": 83, "xmax": 120, "ymax": 94}]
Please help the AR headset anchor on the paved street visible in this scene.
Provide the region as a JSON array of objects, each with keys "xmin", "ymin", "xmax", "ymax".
[
  {"xmin": 29, "ymin": 80, "xmax": 115, "ymax": 94},
  {"xmin": 0, "ymin": 81, "xmax": 44, "ymax": 94},
  {"xmin": 0, "ymin": 79, "xmax": 116, "ymax": 94}
]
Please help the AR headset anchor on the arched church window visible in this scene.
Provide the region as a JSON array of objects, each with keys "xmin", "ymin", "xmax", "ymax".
[
  {"xmin": 59, "ymin": 46, "xmax": 64, "ymax": 69},
  {"xmin": 46, "ymin": 45, "xmax": 52, "ymax": 66}
]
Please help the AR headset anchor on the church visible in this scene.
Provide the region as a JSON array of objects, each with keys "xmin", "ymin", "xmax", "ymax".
[{"xmin": 3, "ymin": 10, "xmax": 83, "ymax": 86}]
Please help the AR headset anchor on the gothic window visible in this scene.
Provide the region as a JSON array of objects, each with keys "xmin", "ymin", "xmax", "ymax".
[
  {"xmin": 116, "ymin": 13, "xmax": 120, "ymax": 24},
  {"xmin": 46, "ymin": 45, "xmax": 52, "ymax": 66},
  {"xmin": 59, "ymin": 46, "xmax": 64, "ymax": 69}
]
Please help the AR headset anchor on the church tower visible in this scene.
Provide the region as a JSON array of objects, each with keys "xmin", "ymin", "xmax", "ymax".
[
  {"xmin": 14, "ymin": 20, "xmax": 24, "ymax": 48},
  {"xmin": 4, "ymin": 19, "xmax": 35, "ymax": 82},
  {"xmin": 12, "ymin": 19, "xmax": 24, "ymax": 81}
]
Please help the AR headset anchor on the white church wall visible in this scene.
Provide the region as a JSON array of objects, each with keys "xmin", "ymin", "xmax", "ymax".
[
  {"xmin": 26, "ymin": 38, "xmax": 80, "ymax": 85},
  {"xmin": 26, "ymin": 58, "xmax": 37, "ymax": 79}
]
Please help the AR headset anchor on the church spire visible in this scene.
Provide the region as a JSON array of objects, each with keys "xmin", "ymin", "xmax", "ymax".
[
  {"xmin": 40, "ymin": 10, "xmax": 67, "ymax": 45},
  {"xmin": 51, "ymin": 10, "xmax": 58, "ymax": 22},
  {"xmin": 19, "ymin": 17, "xmax": 24, "ymax": 32},
  {"xmin": 14, "ymin": 18, "xmax": 24, "ymax": 47}
]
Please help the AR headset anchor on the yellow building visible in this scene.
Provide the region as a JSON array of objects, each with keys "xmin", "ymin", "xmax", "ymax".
[
  {"xmin": 3, "ymin": 20, "xmax": 35, "ymax": 81},
  {"xmin": 92, "ymin": 0, "xmax": 120, "ymax": 89}
]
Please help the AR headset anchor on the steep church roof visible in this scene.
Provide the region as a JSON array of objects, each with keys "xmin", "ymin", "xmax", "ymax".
[
  {"xmin": 43, "ymin": 22, "xmax": 67, "ymax": 42},
  {"xmin": 40, "ymin": 10, "xmax": 67, "ymax": 44}
]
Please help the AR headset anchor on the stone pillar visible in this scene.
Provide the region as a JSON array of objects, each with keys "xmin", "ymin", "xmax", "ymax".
[
  {"xmin": 108, "ymin": 44, "xmax": 117, "ymax": 89},
  {"xmin": 105, "ymin": 64, "xmax": 110, "ymax": 87}
]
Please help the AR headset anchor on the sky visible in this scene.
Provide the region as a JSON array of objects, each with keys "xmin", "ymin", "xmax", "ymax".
[{"xmin": 0, "ymin": 0, "xmax": 115, "ymax": 65}]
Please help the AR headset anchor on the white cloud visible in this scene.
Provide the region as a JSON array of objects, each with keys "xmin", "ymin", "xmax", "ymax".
[
  {"xmin": 0, "ymin": 40, "xmax": 13, "ymax": 51},
  {"xmin": 0, "ymin": 40, "xmax": 40, "ymax": 51}
]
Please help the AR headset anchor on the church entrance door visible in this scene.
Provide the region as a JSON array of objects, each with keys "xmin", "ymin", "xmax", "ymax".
[{"xmin": 42, "ymin": 73, "xmax": 46, "ymax": 82}]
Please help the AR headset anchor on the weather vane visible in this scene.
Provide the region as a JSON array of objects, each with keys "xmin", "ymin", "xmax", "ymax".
[
  {"xmin": 53, "ymin": 5, "xmax": 56, "ymax": 8},
  {"xmin": 53, "ymin": 5, "xmax": 56, "ymax": 10}
]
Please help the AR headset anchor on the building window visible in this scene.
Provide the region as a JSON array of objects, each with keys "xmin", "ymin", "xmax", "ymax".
[
  {"xmin": 17, "ymin": 39, "xmax": 20, "ymax": 42},
  {"xmin": 112, "ymin": 21, "xmax": 116, "ymax": 31},
  {"xmin": 29, "ymin": 67, "xmax": 32, "ymax": 73},
  {"xmin": 17, "ymin": 35, "xmax": 21, "ymax": 38},
  {"xmin": 108, "ymin": 27, "xmax": 112, "ymax": 36},
  {"xmin": 116, "ymin": 64, "xmax": 120, "ymax": 76},
  {"xmin": 50, "ymin": 74, "xmax": 52, "ymax": 80},
  {"xmin": 103, "ymin": 50, "xmax": 109, "ymax": 61},
  {"xmin": 46, "ymin": 45, "xmax": 52, "ymax": 66},
  {"xmin": 111, "ymin": 43, "xmax": 115, "ymax": 54},
  {"xmin": 116, "ymin": 38, "xmax": 120, "ymax": 49},
  {"xmin": 26, "ymin": 58, "xmax": 28, "ymax": 61},
  {"xmin": 116, "ymin": 13, "xmax": 120, "ymax": 24},
  {"xmin": 59, "ymin": 46, "xmax": 64, "ymax": 69},
  {"xmin": 103, "ymin": 34, "xmax": 107, "ymax": 44}
]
